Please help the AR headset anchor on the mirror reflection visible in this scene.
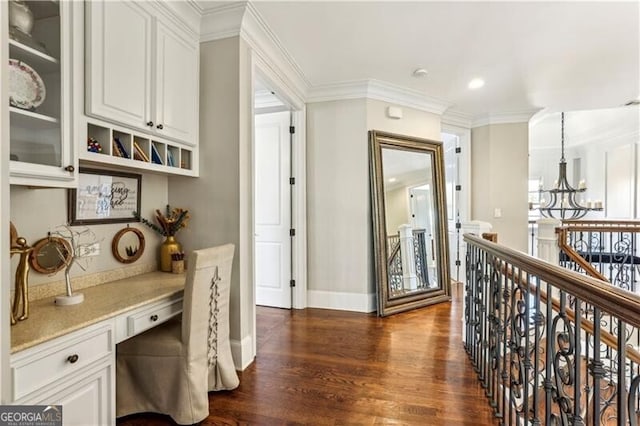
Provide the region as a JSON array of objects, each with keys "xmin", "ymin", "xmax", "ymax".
[
  {"xmin": 370, "ymin": 130, "xmax": 450, "ymax": 316},
  {"xmin": 29, "ymin": 236, "xmax": 72, "ymax": 274},
  {"xmin": 382, "ymin": 148, "xmax": 439, "ymax": 298},
  {"xmin": 112, "ymin": 227, "xmax": 145, "ymax": 264}
]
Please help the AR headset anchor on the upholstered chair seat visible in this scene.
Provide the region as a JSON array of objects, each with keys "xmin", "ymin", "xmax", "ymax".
[{"xmin": 116, "ymin": 244, "xmax": 239, "ymax": 425}]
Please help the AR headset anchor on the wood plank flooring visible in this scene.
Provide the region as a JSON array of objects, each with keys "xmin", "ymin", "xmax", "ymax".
[{"xmin": 117, "ymin": 284, "xmax": 496, "ymax": 425}]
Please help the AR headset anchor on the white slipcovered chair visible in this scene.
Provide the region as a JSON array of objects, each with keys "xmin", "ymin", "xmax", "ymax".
[{"xmin": 116, "ymin": 244, "xmax": 239, "ymax": 425}]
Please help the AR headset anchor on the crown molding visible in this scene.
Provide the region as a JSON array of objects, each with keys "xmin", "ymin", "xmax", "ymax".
[
  {"xmin": 471, "ymin": 109, "xmax": 541, "ymax": 128},
  {"xmin": 307, "ymin": 79, "xmax": 451, "ymax": 116},
  {"xmin": 241, "ymin": 2, "xmax": 309, "ymax": 104},
  {"xmin": 441, "ymin": 109, "xmax": 473, "ymax": 128},
  {"xmin": 199, "ymin": 1, "xmax": 248, "ymax": 42},
  {"xmin": 154, "ymin": 0, "xmax": 201, "ymax": 38}
]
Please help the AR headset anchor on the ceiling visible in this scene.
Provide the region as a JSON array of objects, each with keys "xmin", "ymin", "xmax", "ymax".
[
  {"xmin": 246, "ymin": 1, "xmax": 639, "ymax": 117},
  {"xmin": 195, "ymin": 1, "xmax": 640, "ymax": 146}
]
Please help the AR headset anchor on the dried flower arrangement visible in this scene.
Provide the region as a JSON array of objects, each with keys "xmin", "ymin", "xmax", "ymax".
[{"xmin": 134, "ymin": 205, "xmax": 190, "ymax": 237}]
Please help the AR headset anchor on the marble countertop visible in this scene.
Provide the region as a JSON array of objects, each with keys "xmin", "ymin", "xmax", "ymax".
[{"xmin": 11, "ymin": 271, "xmax": 185, "ymax": 353}]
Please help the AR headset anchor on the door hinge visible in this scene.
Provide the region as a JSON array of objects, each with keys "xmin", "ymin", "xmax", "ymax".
[
  {"xmin": 455, "ymin": 185, "xmax": 462, "ymax": 191},
  {"xmin": 290, "ymin": 177, "xmax": 295, "ymax": 185},
  {"xmin": 289, "ymin": 126, "xmax": 295, "ymax": 134},
  {"xmin": 455, "ymin": 222, "xmax": 461, "ymax": 229},
  {"xmin": 455, "ymin": 147, "xmax": 462, "ymax": 154},
  {"xmin": 455, "ymin": 260, "xmax": 461, "ymax": 266},
  {"xmin": 289, "ymin": 228, "xmax": 296, "ymax": 237},
  {"xmin": 290, "ymin": 279, "xmax": 296, "ymax": 287}
]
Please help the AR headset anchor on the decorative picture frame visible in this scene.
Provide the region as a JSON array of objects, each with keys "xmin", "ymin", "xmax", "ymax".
[{"xmin": 68, "ymin": 168, "xmax": 142, "ymax": 225}]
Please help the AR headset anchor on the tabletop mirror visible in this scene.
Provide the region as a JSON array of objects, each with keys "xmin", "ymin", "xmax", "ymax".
[
  {"xmin": 369, "ymin": 130, "xmax": 451, "ymax": 316},
  {"xmin": 29, "ymin": 235, "xmax": 72, "ymax": 274},
  {"xmin": 112, "ymin": 227, "xmax": 145, "ymax": 264}
]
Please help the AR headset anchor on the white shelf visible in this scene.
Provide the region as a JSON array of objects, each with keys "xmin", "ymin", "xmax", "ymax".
[
  {"xmin": 10, "ymin": 106, "xmax": 59, "ymax": 129},
  {"xmin": 9, "ymin": 39, "xmax": 59, "ymax": 73},
  {"xmin": 82, "ymin": 119, "xmax": 197, "ymax": 177}
]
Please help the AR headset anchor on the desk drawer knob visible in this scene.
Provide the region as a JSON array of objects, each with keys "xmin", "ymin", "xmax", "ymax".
[
  {"xmin": 150, "ymin": 314, "xmax": 159, "ymax": 322},
  {"xmin": 67, "ymin": 354, "xmax": 79, "ymax": 364}
]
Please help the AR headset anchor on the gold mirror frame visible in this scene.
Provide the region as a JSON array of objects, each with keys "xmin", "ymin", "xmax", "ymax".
[
  {"xmin": 369, "ymin": 130, "xmax": 451, "ymax": 316},
  {"xmin": 29, "ymin": 236, "xmax": 72, "ymax": 274},
  {"xmin": 111, "ymin": 227, "xmax": 145, "ymax": 264}
]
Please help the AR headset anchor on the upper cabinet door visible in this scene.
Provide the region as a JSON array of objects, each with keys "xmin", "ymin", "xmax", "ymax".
[
  {"xmin": 85, "ymin": 1, "xmax": 198, "ymax": 147},
  {"xmin": 8, "ymin": 0, "xmax": 78, "ymax": 187},
  {"xmin": 154, "ymin": 19, "xmax": 198, "ymax": 146},
  {"xmin": 85, "ymin": 1, "xmax": 152, "ymax": 133}
]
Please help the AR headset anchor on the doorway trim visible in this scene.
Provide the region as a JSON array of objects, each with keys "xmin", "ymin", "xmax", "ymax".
[{"xmin": 250, "ymin": 52, "xmax": 308, "ymax": 356}]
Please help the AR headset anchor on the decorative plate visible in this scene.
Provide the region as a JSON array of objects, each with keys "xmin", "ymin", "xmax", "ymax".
[{"xmin": 9, "ymin": 58, "xmax": 45, "ymax": 110}]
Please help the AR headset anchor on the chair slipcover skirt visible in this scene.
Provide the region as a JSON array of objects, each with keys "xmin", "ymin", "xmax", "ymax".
[{"xmin": 116, "ymin": 244, "xmax": 239, "ymax": 425}]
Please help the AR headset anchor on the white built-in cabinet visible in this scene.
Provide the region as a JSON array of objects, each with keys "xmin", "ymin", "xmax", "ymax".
[
  {"xmin": 7, "ymin": 1, "xmax": 79, "ymax": 187},
  {"xmin": 85, "ymin": 0, "xmax": 198, "ymax": 147},
  {"xmin": 10, "ymin": 292, "xmax": 183, "ymax": 424},
  {"xmin": 11, "ymin": 323, "xmax": 114, "ymax": 426}
]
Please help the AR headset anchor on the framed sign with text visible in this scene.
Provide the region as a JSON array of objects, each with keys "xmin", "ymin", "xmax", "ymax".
[{"xmin": 68, "ymin": 168, "xmax": 142, "ymax": 225}]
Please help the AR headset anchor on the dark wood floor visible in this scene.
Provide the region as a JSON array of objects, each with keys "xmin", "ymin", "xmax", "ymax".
[{"xmin": 117, "ymin": 284, "xmax": 496, "ymax": 425}]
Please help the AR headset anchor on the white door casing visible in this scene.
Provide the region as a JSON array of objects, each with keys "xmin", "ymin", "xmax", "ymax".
[{"xmin": 254, "ymin": 111, "xmax": 291, "ymax": 308}]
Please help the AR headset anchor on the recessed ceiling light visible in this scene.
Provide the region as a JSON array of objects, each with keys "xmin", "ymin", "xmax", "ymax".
[
  {"xmin": 413, "ymin": 68, "xmax": 428, "ymax": 78},
  {"xmin": 388, "ymin": 177, "xmax": 397, "ymax": 183},
  {"xmin": 468, "ymin": 78, "xmax": 485, "ymax": 90}
]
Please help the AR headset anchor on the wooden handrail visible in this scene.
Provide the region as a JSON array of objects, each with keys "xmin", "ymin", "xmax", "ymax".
[
  {"xmin": 500, "ymin": 262, "xmax": 640, "ymax": 366},
  {"xmin": 556, "ymin": 228, "xmax": 608, "ymax": 282},
  {"xmin": 464, "ymin": 233, "xmax": 640, "ymax": 329},
  {"xmin": 563, "ymin": 219, "xmax": 640, "ymax": 226}
]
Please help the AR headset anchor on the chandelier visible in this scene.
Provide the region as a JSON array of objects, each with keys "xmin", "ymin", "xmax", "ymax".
[{"xmin": 538, "ymin": 112, "xmax": 603, "ymax": 220}]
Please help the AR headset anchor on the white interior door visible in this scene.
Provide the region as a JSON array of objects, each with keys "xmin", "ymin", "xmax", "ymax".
[
  {"xmin": 255, "ymin": 111, "xmax": 291, "ymax": 308},
  {"xmin": 410, "ymin": 187, "xmax": 435, "ymax": 267}
]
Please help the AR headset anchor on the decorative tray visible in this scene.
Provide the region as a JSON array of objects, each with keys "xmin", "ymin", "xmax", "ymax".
[{"xmin": 9, "ymin": 58, "xmax": 46, "ymax": 110}]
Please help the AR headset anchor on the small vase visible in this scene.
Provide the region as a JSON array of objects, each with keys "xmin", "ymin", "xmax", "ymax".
[{"xmin": 160, "ymin": 236, "xmax": 181, "ymax": 272}]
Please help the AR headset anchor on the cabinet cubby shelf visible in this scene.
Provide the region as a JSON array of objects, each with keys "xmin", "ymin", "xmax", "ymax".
[{"xmin": 82, "ymin": 120, "xmax": 197, "ymax": 177}]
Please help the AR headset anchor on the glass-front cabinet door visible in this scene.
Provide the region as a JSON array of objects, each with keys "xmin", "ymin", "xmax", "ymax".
[{"xmin": 8, "ymin": 0, "xmax": 76, "ymax": 186}]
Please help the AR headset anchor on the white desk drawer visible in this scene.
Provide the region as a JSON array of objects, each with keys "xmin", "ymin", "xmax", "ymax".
[
  {"xmin": 127, "ymin": 299, "xmax": 182, "ymax": 336},
  {"xmin": 12, "ymin": 324, "xmax": 112, "ymax": 401}
]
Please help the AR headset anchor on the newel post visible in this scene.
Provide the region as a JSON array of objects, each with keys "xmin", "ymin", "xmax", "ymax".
[
  {"xmin": 398, "ymin": 224, "xmax": 418, "ymax": 291},
  {"xmin": 536, "ymin": 218, "xmax": 561, "ymax": 265}
]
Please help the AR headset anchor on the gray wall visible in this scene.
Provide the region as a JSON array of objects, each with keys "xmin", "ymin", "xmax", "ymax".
[
  {"xmin": 168, "ymin": 36, "xmax": 255, "ymax": 367},
  {"xmin": 10, "ymin": 172, "xmax": 168, "ymax": 288},
  {"xmin": 306, "ymin": 98, "xmax": 441, "ymax": 307},
  {"xmin": 471, "ymin": 123, "xmax": 529, "ymax": 251}
]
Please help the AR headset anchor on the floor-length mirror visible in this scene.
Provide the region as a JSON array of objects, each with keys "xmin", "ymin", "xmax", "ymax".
[{"xmin": 369, "ymin": 130, "xmax": 451, "ymax": 316}]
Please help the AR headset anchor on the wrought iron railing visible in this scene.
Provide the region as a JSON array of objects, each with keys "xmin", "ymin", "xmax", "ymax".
[
  {"xmin": 559, "ymin": 220, "xmax": 640, "ymax": 295},
  {"xmin": 465, "ymin": 233, "xmax": 640, "ymax": 425},
  {"xmin": 387, "ymin": 229, "xmax": 430, "ymax": 294}
]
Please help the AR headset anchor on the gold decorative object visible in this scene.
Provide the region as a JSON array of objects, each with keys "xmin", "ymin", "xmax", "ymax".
[
  {"xmin": 135, "ymin": 205, "xmax": 189, "ymax": 272},
  {"xmin": 10, "ymin": 237, "xmax": 33, "ymax": 325},
  {"xmin": 160, "ymin": 236, "xmax": 182, "ymax": 273},
  {"xmin": 29, "ymin": 235, "xmax": 72, "ymax": 274},
  {"xmin": 9, "ymin": 221, "xmax": 18, "ymax": 249}
]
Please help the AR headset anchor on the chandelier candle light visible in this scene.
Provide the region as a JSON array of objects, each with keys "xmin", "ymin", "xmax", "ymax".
[{"xmin": 538, "ymin": 112, "xmax": 603, "ymax": 220}]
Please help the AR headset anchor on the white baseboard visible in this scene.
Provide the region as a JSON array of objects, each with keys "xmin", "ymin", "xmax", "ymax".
[
  {"xmin": 230, "ymin": 335, "xmax": 254, "ymax": 371},
  {"xmin": 307, "ymin": 290, "xmax": 376, "ymax": 313}
]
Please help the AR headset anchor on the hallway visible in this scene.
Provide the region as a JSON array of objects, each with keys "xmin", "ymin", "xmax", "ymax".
[{"xmin": 118, "ymin": 284, "xmax": 496, "ymax": 425}]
